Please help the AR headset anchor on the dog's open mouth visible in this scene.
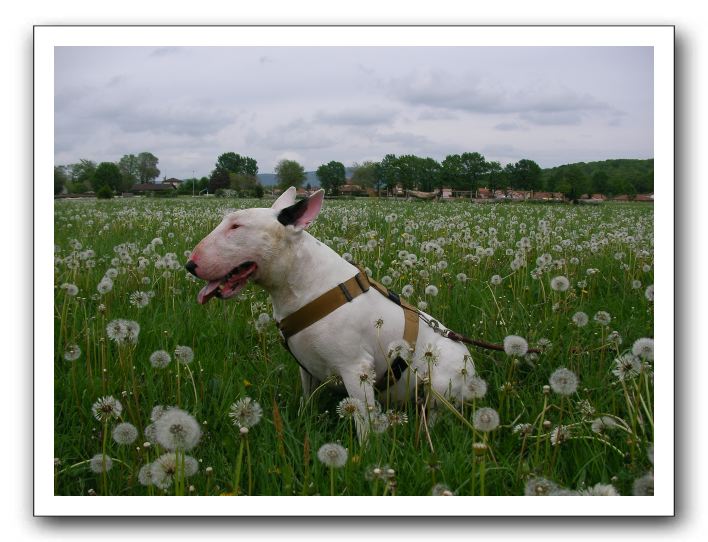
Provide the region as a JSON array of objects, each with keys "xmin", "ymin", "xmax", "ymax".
[{"xmin": 197, "ymin": 262, "xmax": 257, "ymax": 304}]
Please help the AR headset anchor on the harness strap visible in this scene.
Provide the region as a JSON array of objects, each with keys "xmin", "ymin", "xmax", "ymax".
[
  {"xmin": 277, "ymin": 269, "xmax": 370, "ymax": 341},
  {"xmin": 275, "ymin": 264, "xmax": 421, "ymax": 391}
]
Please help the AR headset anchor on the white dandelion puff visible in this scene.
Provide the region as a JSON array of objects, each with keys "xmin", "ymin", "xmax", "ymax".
[
  {"xmin": 548, "ymin": 368, "xmax": 578, "ymax": 396},
  {"xmin": 317, "ymin": 443, "xmax": 348, "ymax": 468},
  {"xmin": 472, "ymin": 407, "xmax": 500, "ymax": 432},
  {"xmin": 632, "ymin": 338, "xmax": 654, "ymax": 361},
  {"xmin": 336, "ymin": 397, "xmax": 366, "ymax": 420},
  {"xmin": 64, "ymin": 344, "xmax": 81, "ymax": 361},
  {"xmin": 154, "ymin": 408, "xmax": 202, "ymax": 451},
  {"xmin": 112, "ymin": 422, "xmax": 139, "ymax": 445},
  {"xmin": 593, "ymin": 311, "xmax": 612, "ymax": 326},
  {"xmin": 228, "ymin": 397, "xmax": 263, "ymax": 429},
  {"xmin": 149, "ymin": 350, "xmax": 171, "ymax": 368},
  {"xmin": 89, "ymin": 454, "xmax": 113, "ymax": 474},
  {"xmin": 571, "ymin": 311, "xmax": 589, "ymax": 327},
  {"xmin": 174, "ymin": 345, "xmax": 195, "ymax": 365},
  {"xmin": 91, "ymin": 395, "xmax": 123, "ymax": 422},
  {"xmin": 503, "ymin": 335, "xmax": 528, "ymax": 357},
  {"xmin": 550, "ymin": 275, "xmax": 570, "ymax": 292}
]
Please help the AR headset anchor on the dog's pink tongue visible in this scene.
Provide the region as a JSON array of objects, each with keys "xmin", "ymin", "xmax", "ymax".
[{"xmin": 197, "ymin": 280, "xmax": 221, "ymax": 304}]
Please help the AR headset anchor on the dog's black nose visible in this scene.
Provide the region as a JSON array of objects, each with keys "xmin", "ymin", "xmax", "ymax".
[{"xmin": 185, "ymin": 260, "xmax": 198, "ymax": 276}]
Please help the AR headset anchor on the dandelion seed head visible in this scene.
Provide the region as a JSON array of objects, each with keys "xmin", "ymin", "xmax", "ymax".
[
  {"xmin": 503, "ymin": 335, "xmax": 528, "ymax": 357},
  {"xmin": 228, "ymin": 397, "xmax": 263, "ymax": 429},
  {"xmin": 154, "ymin": 408, "xmax": 201, "ymax": 451},
  {"xmin": 490, "ymin": 274, "xmax": 502, "ymax": 286},
  {"xmin": 64, "ymin": 344, "xmax": 81, "ymax": 361},
  {"xmin": 525, "ymin": 477, "xmax": 558, "ymax": 496},
  {"xmin": 61, "ymin": 283, "xmax": 79, "ymax": 296},
  {"xmin": 550, "ymin": 425, "xmax": 571, "ymax": 446},
  {"xmin": 336, "ymin": 397, "xmax": 365, "ymax": 420},
  {"xmin": 149, "ymin": 350, "xmax": 172, "ymax": 368},
  {"xmin": 612, "ymin": 353, "xmax": 642, "ymax": 381},
  {"xmin": 580, "ymin": 483, "xmax": 620, "ymax": 496},
  {"xmin": 550, "ymin": 275, "xmax": 570, "ymax": 292},
  {"xmin": 112, "ymin": 422, "xmax": 138, "ymax": 445},
  {"xmin": 549, "ymin": 368, "xmax": 578, "ymax": 396},
  {"xmin": 89, "ymin": 454, "xmax": 113, "ymax": 474},
  {"xmin": 593, "ymin": 311, "xmax": 612, "ymax": 326},
  {"xmin": 572, "ymin": 311, "xmax": 589, "ymax": 327},
  {"xmin": 645, "ymin": 284, "xmax": 654, "ymax": 302},
  {"xmin": 129, "ymin": 291, "xmax": 150, "ymax": 308},
  {"xmin": 472, "ymin": 407, "xmax": 500, "ymax": 432},
  {"xmin": 632, "ymin": 337, "xmax": 654, "ymax": 361},
  {"xmin": 91, "ymin": 395, "xmax": 123, "ymax": 422},
  {"xmin": 453, "ymin": 375, "xmax": 488, "ymax": 402},
  {"xmin": 632, "ymin": 472, "xmax": 654, "ymax": 496},
  {"xmin": 174, "ymin": 345, "xmax": 195, "ymax": 365},
  {"xmin": 590, "ymin": 416, "xmax": 618, "ymax": 434},
  {"xmin": 424, "ymin": 285, "xmax": 438, "ymax": 297},
  {"xmin": 317, "ymin": 443, "xmax": 348, "ymax": 468}
]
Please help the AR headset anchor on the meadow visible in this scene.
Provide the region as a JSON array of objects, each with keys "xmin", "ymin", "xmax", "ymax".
[{"xmin": 53, "ymin": 195, "xmax": 654, "ymax": 497}]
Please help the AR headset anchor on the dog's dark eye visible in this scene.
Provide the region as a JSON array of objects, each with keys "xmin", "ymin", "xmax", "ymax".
[{"xmin": 231, "ymin": 224, "xmax": 240, "ymax": 230}]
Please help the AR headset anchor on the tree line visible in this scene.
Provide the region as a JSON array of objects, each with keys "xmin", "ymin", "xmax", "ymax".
[{"xmin": 55, "ymin": 150, "xmax": 653, "ymax": 200}]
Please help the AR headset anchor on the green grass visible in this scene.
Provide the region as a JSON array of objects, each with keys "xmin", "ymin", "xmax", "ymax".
[{"xmin": 53, "ymin": 196, "xmax": 654, "ymax": 496}]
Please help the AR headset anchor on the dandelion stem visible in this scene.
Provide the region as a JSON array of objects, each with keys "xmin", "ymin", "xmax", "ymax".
[{"xmin": 233, "ymin": 437, "xmax": 245, "ymax": 495}]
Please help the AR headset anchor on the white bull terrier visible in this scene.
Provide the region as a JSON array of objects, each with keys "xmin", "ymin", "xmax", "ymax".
[{"xmin": 186, "ymin": 187, "xmax": 475, "ymax": 436}]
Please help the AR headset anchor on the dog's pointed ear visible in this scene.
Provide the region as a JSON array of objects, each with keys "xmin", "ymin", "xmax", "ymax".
[
  {"xmin": 277, "ymin": 189, "xmax": 324, "ymax": 231},
  {"xmin": 271, "ymin": 186, "xmax": 297, "ymax": 212}
]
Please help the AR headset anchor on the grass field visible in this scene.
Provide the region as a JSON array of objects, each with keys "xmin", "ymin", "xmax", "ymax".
[{"xmin": 53, "ymin": 196, "xmax": 654, "ymax": 497}]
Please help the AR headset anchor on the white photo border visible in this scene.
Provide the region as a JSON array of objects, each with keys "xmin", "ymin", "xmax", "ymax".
[{"xmin": 35, "ymin": 25, "xmax": 674, "ymax": 516}]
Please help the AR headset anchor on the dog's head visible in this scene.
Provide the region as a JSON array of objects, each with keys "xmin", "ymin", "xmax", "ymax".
[{"xmin": 186, "ymin": 187, "xmax": 324, "ymax": 304}]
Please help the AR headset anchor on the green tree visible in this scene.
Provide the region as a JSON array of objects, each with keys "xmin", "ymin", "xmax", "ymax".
[
  {"xmin": 316, "ymin": 161, "xmax": 346, "ymax": 195},
  {"xmin": 351, "ymin": 161, "xmax": 379, "ymax": 188},
  {"xmin": 208, "ymin": 168, "xmax": 230, "ymax": 193},
  {"xmin": 460, "ymin": 152, "xmax": 487, "ymax": 196},
  {"xmin": 215, "ymin": 152, "xmax": 258, "ymax": 177},
  {"xmin": 54, "ymin": 166, "xmax": 68, "ymax": 195},
  {"xmin": 418, "ymin": 157, "xmax": 441, "ymax": 191},
  {"xmin": 513, "ymin": 159, "xmax": 542, "ymax": 193},
  {"xmin": 229, "ymin": 173, "xmax": 258, "ymax": 195},
  {"xmin": 591, "ymin": 171, "xmax": 610, "ymax": 196},
  {"xmin": 96, "ymin": 185, "xmax": 114, "ymax": 199},
  {"xmin": 137, "ymin": 152, "xmax": 160, "ymax": 183},
  {"xmin": 441, "ymin": 154, "xmax": 465, "ymax": 191},
  {"xmin": 92, "ymin": 162, "xmax": 123, "ymax": 193},
  {"xmin": 68, "ymin": 159, "xmax": 97, "ymax": 191},
  {"xmin": 275, "ymin": 159, "xmax": 306, "ymax": 189},
  {"xmin": 118, "ymin": 154, "xmax": 140, "ymax": 189},
  {"xmin": 254, "ymin": 183, "xmax": 265, "ymax": 198},
  {"xmin": 378, "ymin": 154, "xmax": 401, "ymax": 193},
  {"xmin": 558, "ymin": 165, "xmax": 589, "ymax": 202},
  {"xmin": 485, "ymin": 161, "xmax": 503, "ymax": 193}
]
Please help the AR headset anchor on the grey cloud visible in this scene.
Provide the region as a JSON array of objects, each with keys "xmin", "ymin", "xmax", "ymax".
[
  {"xmin": 494, "ymin": 121, "xmax": 525, "ymax": 131},
  {"xmin": 246, "ymin": 118, "xmax": 336, "ymax": 151},
  {"xmin": 390, "ymin": 69, "xmax": 620, "ymax": 121},
  {"xmin": 519, "ymin": 111, "xmax": 582, "ymax": 126},
  {"xmin": 481, "ymin": 144, "xmax": 520, "ymax": 157},
  {"xmin": 149, "ymin": 47, "xmax": 183, "ymax": 57},
  {"xmin": 314, "ymin": 106, "xmax": 399, "ymax": 126}
]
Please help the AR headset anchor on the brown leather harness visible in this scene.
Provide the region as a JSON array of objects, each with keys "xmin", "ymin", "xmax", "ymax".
[
  {"xmin": 276, "ymin": 265, "xmax": 420, "ymax": 391},
  {"xmin": 275, "ymin": 264, "xmax": 540, "ymax": 392}
]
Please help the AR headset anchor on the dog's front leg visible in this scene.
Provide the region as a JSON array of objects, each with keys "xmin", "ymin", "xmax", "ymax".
[
  {"xmin": 299, "ymin": 367, "xmax": 321, "ymax": 400},
  {"xmin": 340, "ymin": 359, "xmax": 377, "ymax": 444}
]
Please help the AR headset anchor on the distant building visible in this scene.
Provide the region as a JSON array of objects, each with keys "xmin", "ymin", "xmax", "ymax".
[
  {"xmin": 161, "ymin": 177, "xmax": 183, "ymax": 189},
  {"xmin": 131, "ymin": 183, "xmax": 176, "ymax": 194}
]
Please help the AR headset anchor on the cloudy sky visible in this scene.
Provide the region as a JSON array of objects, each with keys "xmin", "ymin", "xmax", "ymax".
[{"xmin": 54, "ymin": 46, "xmax": 653, "ymax": 178}]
